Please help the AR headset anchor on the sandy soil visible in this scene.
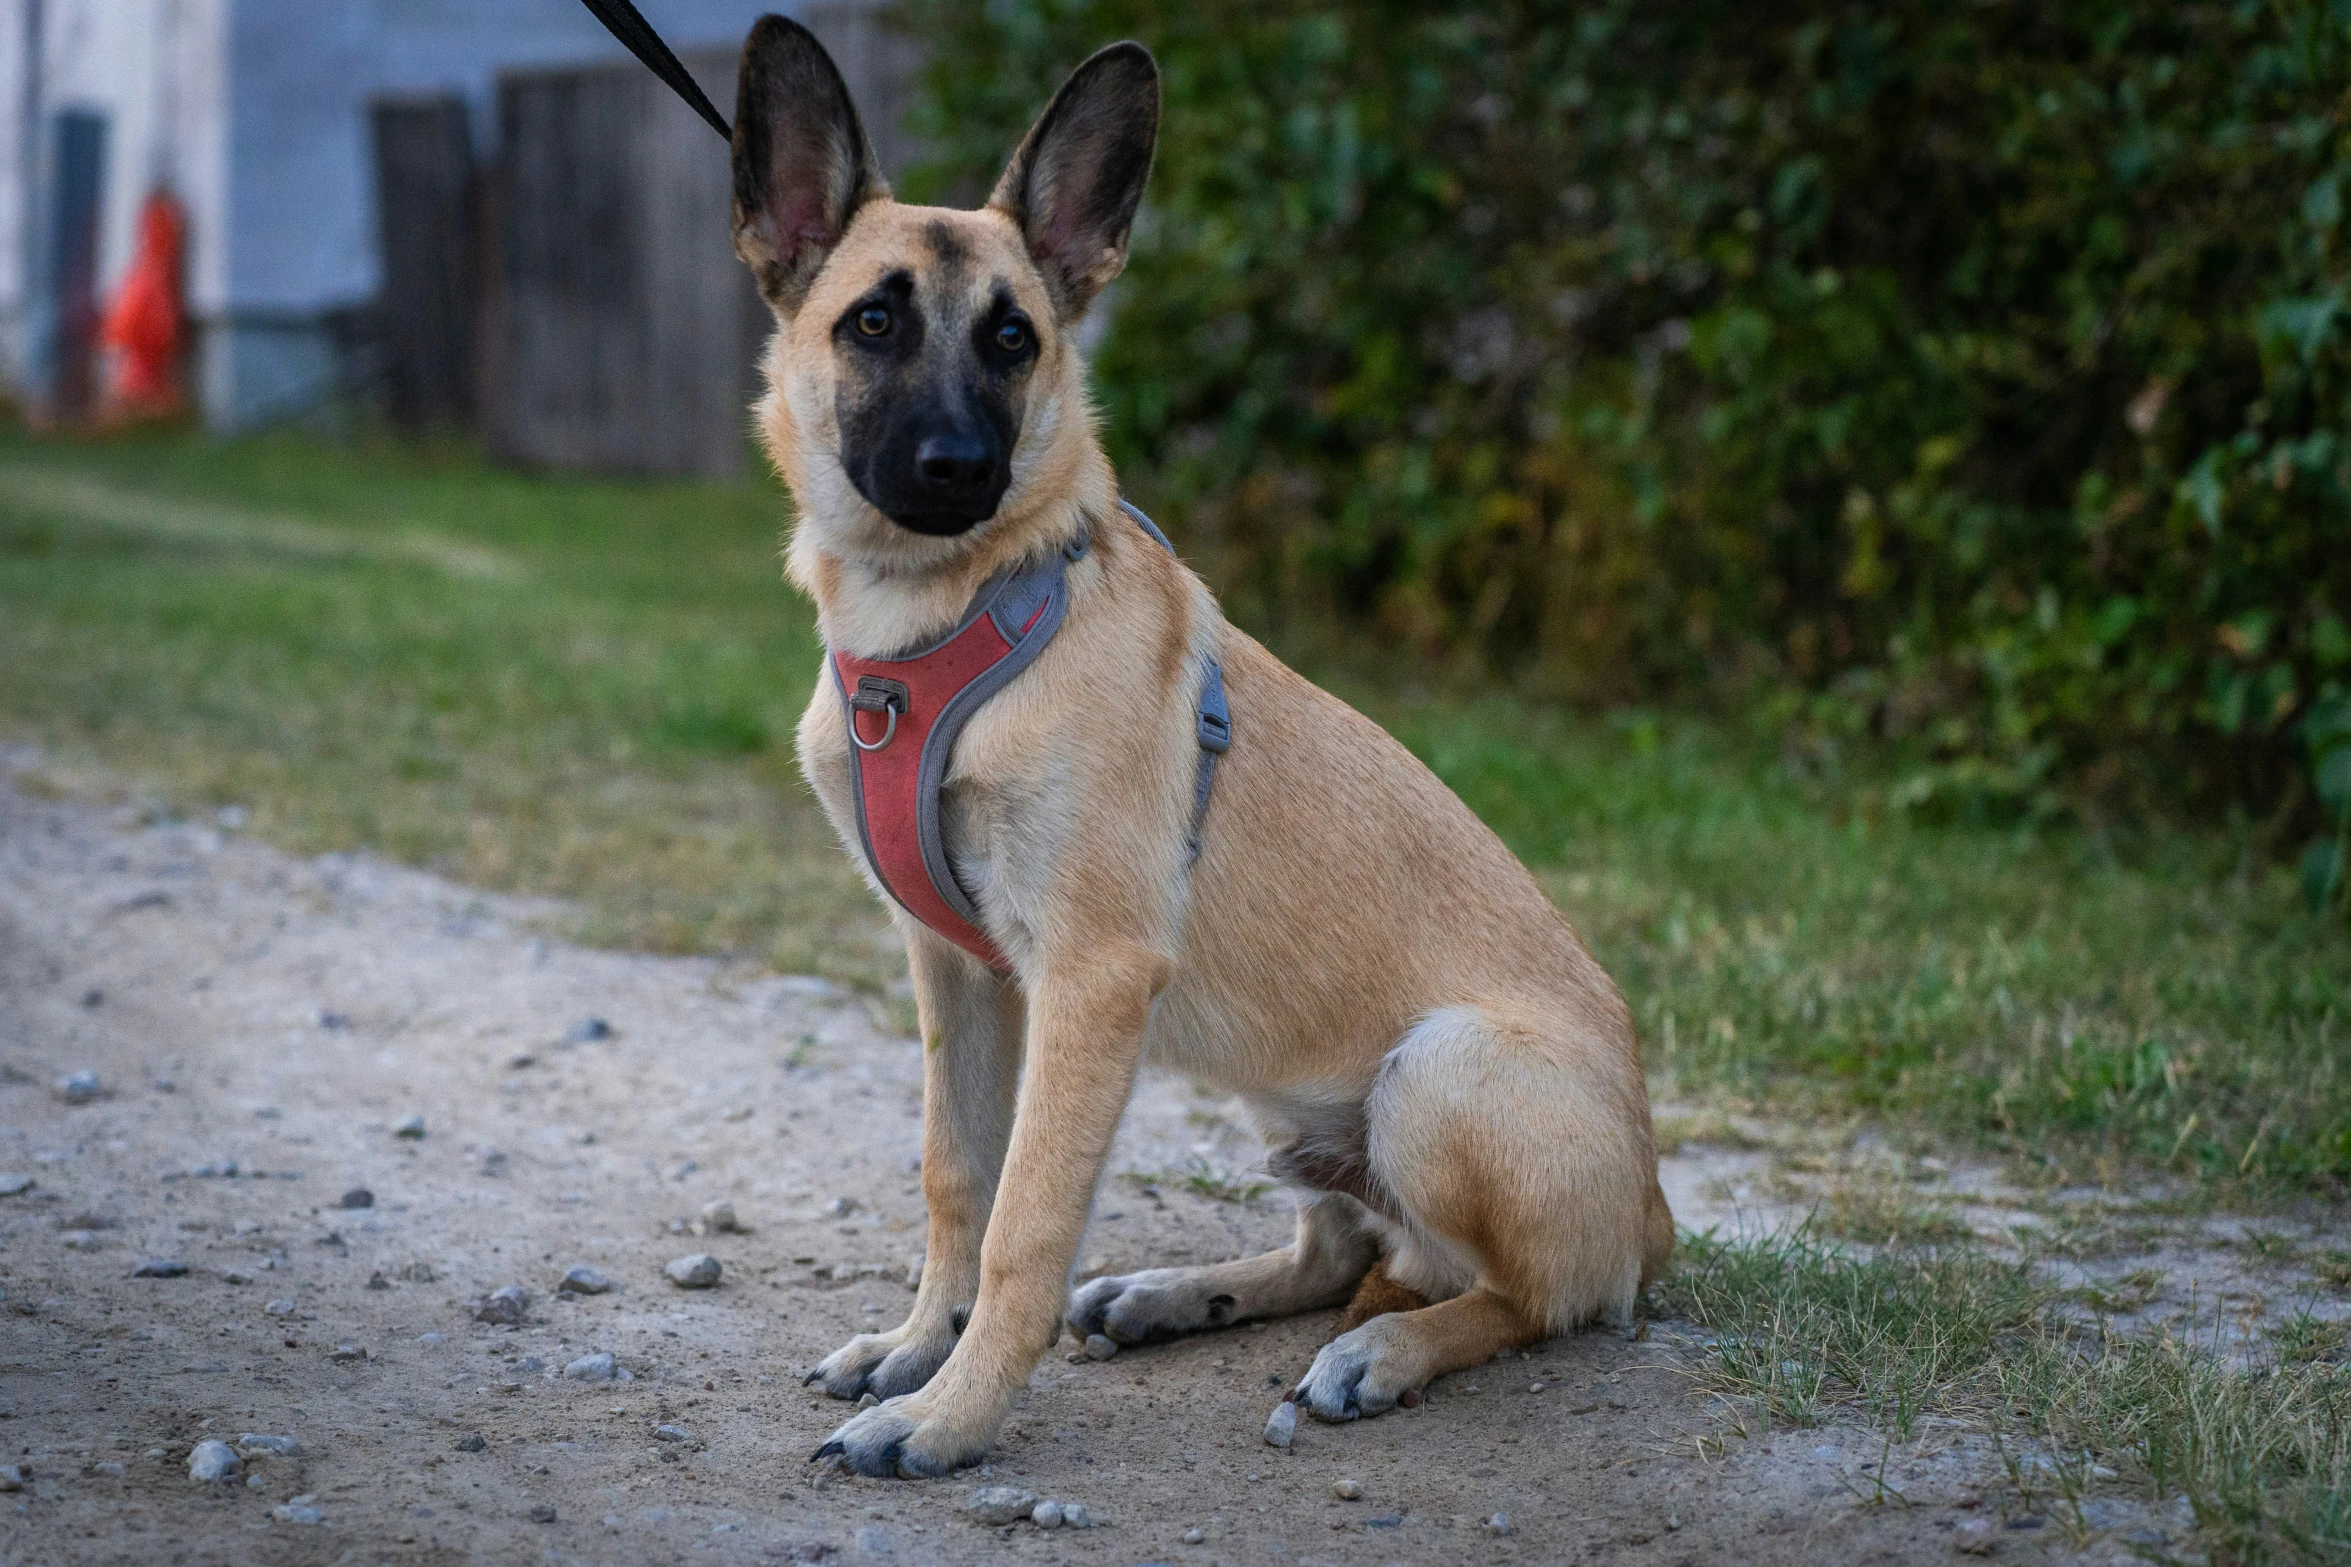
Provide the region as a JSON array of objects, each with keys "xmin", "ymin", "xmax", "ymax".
[{"xmin": 0, "ymin": 771, "xmax": 2128, "ymax": 1566}]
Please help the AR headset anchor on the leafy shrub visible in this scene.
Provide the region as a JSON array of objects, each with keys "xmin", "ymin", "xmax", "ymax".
[{"xmin": 899, "ymin": 0, "xmax": 2351, "ymax": 850}]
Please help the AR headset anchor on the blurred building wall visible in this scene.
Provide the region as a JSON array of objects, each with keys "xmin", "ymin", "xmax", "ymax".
[{"xmin": 0, "ymin": 0, "xmax": 799, "ymax": 431}]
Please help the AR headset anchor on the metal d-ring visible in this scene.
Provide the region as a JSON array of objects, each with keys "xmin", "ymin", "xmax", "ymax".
[
  {"xmin": 850, "ymin": 703, "xmax": 898, "ymax": 752},
  {"xmin": 849, "ymin": 675, "xmax": 910, "ymax": 752}
]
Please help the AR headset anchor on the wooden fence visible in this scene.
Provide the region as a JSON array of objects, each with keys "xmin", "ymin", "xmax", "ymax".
[{"xmin": 368, "ymin": 8, "xmax": 920, "ymax": 478}]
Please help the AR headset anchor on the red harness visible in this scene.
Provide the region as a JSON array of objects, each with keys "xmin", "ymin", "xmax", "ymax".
[{"xmin": 828, "ymin": 503, "xmax": 1227, "ymax": 972}]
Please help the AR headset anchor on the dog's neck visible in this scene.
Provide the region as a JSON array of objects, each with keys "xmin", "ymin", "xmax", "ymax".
[{"xmin": 787, "ymin": 459, "xmax": 1117, "ymax": 659}]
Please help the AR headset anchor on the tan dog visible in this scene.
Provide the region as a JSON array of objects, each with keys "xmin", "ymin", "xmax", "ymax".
[{"xmin": 729, "ymin": 17, "xmax": 1673, "ymax": 1479}]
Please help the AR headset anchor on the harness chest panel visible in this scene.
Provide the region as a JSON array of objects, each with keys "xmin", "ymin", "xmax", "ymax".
[{"xmin": 828, "ymin": 503, "xmax": 1226, "ymax": 974}]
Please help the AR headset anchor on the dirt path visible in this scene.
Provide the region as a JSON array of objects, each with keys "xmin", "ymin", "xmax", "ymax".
[{"xmin": 0, "ymin": 771, "xmax": 2082, "ymax": 1566}]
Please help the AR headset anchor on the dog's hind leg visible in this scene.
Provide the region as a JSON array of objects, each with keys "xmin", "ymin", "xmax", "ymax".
[
  {"xmin": 1067, "ymin": 1192, "xmax": 1378, "ymax": 1345},
  {"xmin": 1292, "ymin": 1002, "xmax": 1670, "ymax": 1421},
  {"xmin": 807, "ymin": 931, "xmax": 1023, "ymax": 1400}
]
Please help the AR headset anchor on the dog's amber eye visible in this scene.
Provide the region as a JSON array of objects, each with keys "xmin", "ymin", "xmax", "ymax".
[
  {"xmin": 856, "ymin": 306, "xmax": 891, "ymax": 337},
  {"xmin": 995, "ymin": 319, "xmax": 1028, "ymax": 354}
]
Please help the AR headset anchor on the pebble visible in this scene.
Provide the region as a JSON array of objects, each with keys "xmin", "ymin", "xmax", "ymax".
[
  {"xmin": 653, "ymin": 1424, "xmax": 693, "ymax": 1444},
  {"xmin": 236, "ymin": 1434, "xmax": 302, "ymax": 1457},
  {"xmin": 962, "ymin": 1485, "xmax": 1039, "ymax": 1525},
  {"xmin": 1183, "ymin": 1526, "xmax": 1207, "ymax": 1544},
  {"xmin": 454, "ymin": 1434, "xmax": 487, "ymax": 1452},
  {"xmin": 0, "ymin": 1173, "xmax": 34, "ymax": 1196},
  {"xmin": 563, "ymin": 1018, "xmax": 612, "ymax": 1044},
  {"xmin": 187, "ymin": 1440, "xmax": 240, "ymax": 1482},
  {"xmin": 1061, "ymin": 1502, "xmax": 1093, "ymax": 1529},
  {"xmin": 530, "ymin": 1504, "xmax": 558, "ymax": 1523},
  {"xmin": 559, "ymin": 1264, "xmax": 614, "ymax": 1295},
  {"xmin": 1486, "ymin": 1512, "xmax": 1514, "ymax": 1537},
  {"xmin": 1528, "ymin": 1380, "xmax": 1546, "ymax": 1394},
  {"xmin": 417, "ymin": 1332, "xmax": 445, "ymax": 1345},
  {"xmin": 563, "ymin": 1351, "xmax": 629, "ymax": 1382},
  {"xmin": 1263, "ymin": 1401, "xmax": 1296, "ymax": 1448},
  {"xmin": 329, "ymin": 1343, "xmax": 365, "ymax": 1362},
  {"xmin": 1331, "ymin": 1478, "xmax": 1362, "ymax": 1500},
  {"xmin": 0, "ymin": 1465, "xmax": 24, "ymax": 1491},
  {"xmin": 822, "ymin": 1196, "xmax": 860, "ymax": 1218},
  {"xmin": 698, "ymin": 1200, "xmax": 744, "ymax": 1234},
  {"xmin": 1954, "ymin": 1517, "xmax": 1998, "ymax": 1555},
  {"xmin": 1031, "ymin": 1501, "xmax": 1064, "ymax": 1529},
  {"xmin": 393, "ymin": 1114, "xmax": 426, "ymax": 1139},
  {"xmin": 337, "ymin": 1188, "xmax": 375, "ymax": 1209},
  {"xmin": 56, "ymin": 1070, "xmax": 101, "ymax": 1104},
  {"xmin": 474, "ymin": 1285, "xmax": 529, "ymax": 1324},
  {"xmin": 1083, "ymin": 1333, "xmax": 1119, "ymax": 1361},
  {"xmin": 130, "ymin": 1258, "xmax": 187, "ymax": 1278},
  {"xmin": 265, "ymin": 1299, "xmax": 297, "ymax": 1317},
  {"xmin": 272, "ymin": 1494, "xmax": 324, "ymax": 1525},
  {"xmin": 665, "ymin": 1253, "xmax": 721, "ymax": 1289},
  {"xmin": 60, "ymin": 1229, "xmax": 97, "ymax": 1250}
]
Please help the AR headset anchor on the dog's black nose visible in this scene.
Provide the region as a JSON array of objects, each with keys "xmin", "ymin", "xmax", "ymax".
[{"xmin": 915, "ymin": 435, "xmax": 997, "ymax": 496}]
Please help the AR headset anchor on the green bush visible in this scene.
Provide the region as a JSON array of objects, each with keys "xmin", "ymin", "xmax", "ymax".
[{"xmin": 899, "ymin": 0, "xmax": 2351, "ymax": 859}]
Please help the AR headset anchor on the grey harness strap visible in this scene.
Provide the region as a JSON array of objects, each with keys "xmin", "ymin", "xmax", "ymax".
[{"xmin": 1120, "ymin": 500, "xmax": 1230, "ymax": 862}]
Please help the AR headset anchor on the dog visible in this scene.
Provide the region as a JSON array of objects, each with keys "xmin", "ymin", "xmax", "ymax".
[{"xmin": 727, "ymin": 15, "xmax": 1674, "ymax": 1479}]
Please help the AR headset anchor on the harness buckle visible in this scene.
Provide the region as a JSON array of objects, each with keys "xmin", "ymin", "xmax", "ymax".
[{"xmin": 850, "ymin": 676, "xmax": 909, "ymax": 752}]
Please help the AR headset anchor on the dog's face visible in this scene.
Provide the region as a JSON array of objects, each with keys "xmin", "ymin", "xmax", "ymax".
[{"xmin": 732, "ymin": 21, "xmax": 1158, "ymax": 562}]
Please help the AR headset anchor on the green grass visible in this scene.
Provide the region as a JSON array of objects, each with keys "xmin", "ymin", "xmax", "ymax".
[
  {"xmin": 0, "ymin": 423, "xmax": 2347, "ymax": 1199},
  {"xmin": 1661, "ymin": 1224, "xmax": 2351, "ymax": 1565}
]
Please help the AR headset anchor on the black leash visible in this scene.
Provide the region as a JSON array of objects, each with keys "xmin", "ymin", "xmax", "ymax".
[{"xmin": 573, "ymin": 0, "xmax": 733, "ymax": 141}]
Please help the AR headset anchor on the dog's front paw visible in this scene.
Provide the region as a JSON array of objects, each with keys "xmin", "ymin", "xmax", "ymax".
[
  {"xmin": 1068, "ymin": 1268, "xmax": 1240, "ymax": 1345},
  {"xmin": 806, "ymin": 1321, "xmax": 959, "ymax": 1401},
  {"xmin": 810, "ymin": 1393, "xmax": 990, "ymax": 1480},
  {"xmin": 1293, "ymin": 1324, "xmax": 1414, "ymax": 1422}
]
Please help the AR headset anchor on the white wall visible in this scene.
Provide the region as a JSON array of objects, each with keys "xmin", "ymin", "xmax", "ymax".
[{"xmin": 1, "ymin": 0, "xmax": 786, "ymax": 419}]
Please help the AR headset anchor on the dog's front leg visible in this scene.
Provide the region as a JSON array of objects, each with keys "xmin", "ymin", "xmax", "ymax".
[
  {"xmin": 813, "ymin": 942, "xmax": 1164, "ymax": 1478},
  {"xmin": 808, "ymin": 931, "xmax": 1023, "ymax": 1401}
]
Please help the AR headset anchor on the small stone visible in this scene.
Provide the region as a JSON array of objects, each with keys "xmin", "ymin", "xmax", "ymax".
[
  {"xmin": 1954, "ymin": 1517, "xmax": 1998, "ymax": 1555},
  {"xmin": 131, "ymin": 1258, "xmax": 187, "ymax": 1278},
  {"xmin": 1184, "ymin": 1527, "xmax": 1207, "ymax": 1544},
  {"xmin": 236, "ymin": 1434, "xmax": 302, "ymax": 1458},
  {"xmin": 665, "ymin": 1253, "xmax": 721, "ymax": 1289},
  {"xmin": 1331, "ymin": 1478, "xmax": 1362, "ymax": 1500},
  {"xmin": 329, "ymin": 1343, "xmax": 365, "ymax": 1362},
  {"xmin": 1062, "ymin": 1503, "xmax": 1093, "ymax": 1530},
  {"xmin": 188, "ymin": 1440, "xmax": 240, "ymax": 1482},
  {"xmin": 319, "ymin": 1011, "xmax": 350, "ymax": 1030},
  {"xmin": 1486, "ymin": 1512, "xmax": 1514, "ymax": 1537},
  {"xmin": 562, "ymin": 1351, "xmax": 622, "ymax": 1382},
  {"xmin": 0, "ymin": 1465, "xmax": 25, "ymax": 1491},
  {"xmin": 857, "ymin": 1392, "xmax": 879, "ymax": 1409},
  {"xmin": 90, "ymin": 1461, "xmax": 125, "ymax": 1477},
  {"xmin": 1083, "ymin": 1333, "xmax": 1118, "ymax": 1361},
  {"xmin": 60, "ymin": 1229, "xmax": 98, "ymax": 1250},
  {"xmin": 337, "ymin": 1188, "xmax": 374, "ymax": 1209},
  {"xmin": 698, "ymin": 1200, "xmax": 743, "ymax": 1234},
  {"xmin": 653, "ymin": 1423, "xmax": 692, "ymax": 1443},
  {"xmin": 1528, "ymin": 1381, "xmax": 1545, "ymax": 1394},
  {"xmin": 393, "ymin": 1114, "xmax": 426, "ymax": 1139},
  {"xmin": 474, "ymin": 1284, "xmax": 529, "ymax": 1324},
  {"xmin": 822, "ymin": 1195, "xmax": 860, "ymax": 1218},
  {"xmin": 454, "ymin": 1433, "xmax": 487, "ymax": 1452},
  {"xmin": 1666, "ymin": 1513, "xmax": 1683, "ymax": 1531},
  {"xmin": 366, "ymin": 1270, "xmax": 391, "ymax": 1290},
  {"xmin": 56, "ymin": 1070, "xmax": 101, "ymax": 1104},
  {"xmin": 264, "ymin": 1299, "xmax": 297, "ymax": 1317},
  {"xmin": 1031, "ymin": 1500, "xmax": 1064, "ymax": 1529},
  {"xmin": 530, "ymin": 1504, "xmax": 558, "ymax": 1523},
  {"xmin": 417, "ymin": 1332, "xmax": 445, "ymax": 1345},
  {"xmin": 272, "ymin": 1495, "xmax": 324, "ymax": 1524},
  {"xmin": 963, "ymin": 1485, "xmax": 1039, "ymax": 1526},
  {"xmin": 560, "ymin": 1264, "xmax": 613, "ymax": 1295},
  {"xmin": 0, "ymin": 1173, "xmax": 34, "ymax": 1196},
  {"xmin": 1263, "ymin": 1401, "xmax": 1296, "ymax": 1449},
  {"xmin": 563, "ymin": 1018, "xmax": 612, "ymax": 1044}
]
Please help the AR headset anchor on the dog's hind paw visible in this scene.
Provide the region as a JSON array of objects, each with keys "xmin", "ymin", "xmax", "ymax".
[
  {"xmin": 1293, "ymin": 1324, "xmax": 1414, "ymax": 1422},
  {"xmin": 1067, "ymin": 1268, "xmax": 1241, "ymax": 1345},
  {"xmin": 807, "ymin": 1323, "xmax": 956, "ymax": 1401}
]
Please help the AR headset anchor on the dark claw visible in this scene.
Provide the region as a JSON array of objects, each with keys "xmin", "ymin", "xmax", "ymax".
[{"xmin": 810, "ymin": 1440, "xmax": 845, "ymax": 1463}]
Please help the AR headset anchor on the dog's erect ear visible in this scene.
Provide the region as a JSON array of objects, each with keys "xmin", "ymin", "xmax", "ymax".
[
  {"xmin": 732, "ymin": 15, "xmax": 888, "ymax": 310},
  {"xmin": 987, "ymin": 42, "xmax": 1159, "ymax": 322}
]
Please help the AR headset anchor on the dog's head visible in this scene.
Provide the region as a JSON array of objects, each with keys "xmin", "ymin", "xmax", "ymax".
[{"xmin": 733, "ymin": 18, "xmax": 1156, "ymax": 566}]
